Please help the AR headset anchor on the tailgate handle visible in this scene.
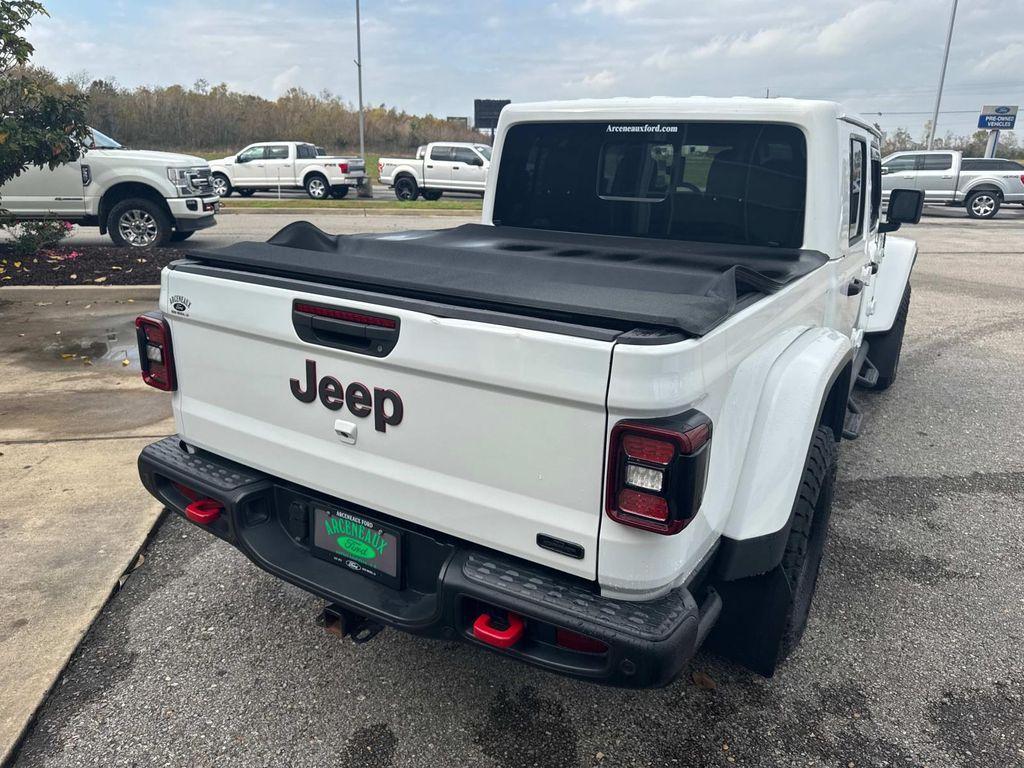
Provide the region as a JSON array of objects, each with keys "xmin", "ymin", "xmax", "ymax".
[{"xmin": 292, "ymin": 301, "xmax": 400, "ymax": 357}]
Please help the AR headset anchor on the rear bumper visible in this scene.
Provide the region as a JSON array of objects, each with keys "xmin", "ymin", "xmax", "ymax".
[{"xmin": 138, "ymin": 436, "xmax": 719, "ymax": 688}]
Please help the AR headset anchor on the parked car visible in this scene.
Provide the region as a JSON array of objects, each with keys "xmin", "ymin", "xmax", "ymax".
[
  {"xmin": 136, "ymin": 97, "xmax": 922, "ymax": 687},
  {"xmin": 208, "ymin": 142, "xmax": 365, "ymax": 200},
  {"xmin": 0, "ymin": 127, "xmax": 219, "ymax": 247},
  {"xmin": 881, "ymin": 149, "xmax": 1024, "ymax": 219},
  {"xmin": 378, "ymin": 141, "xmax": 491, "ymax": 200}
]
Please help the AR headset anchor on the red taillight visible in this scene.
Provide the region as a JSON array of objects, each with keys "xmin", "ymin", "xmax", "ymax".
[
  {"xmin": 377, "ymin": 161, "xmax": 383, "ymax": 176},
  {"xmin": 1019, "ymin": 174, "xmax": 1024, "ymax": 185},
  {"xmin": 135, "ymin": 313, "xmax": 176, "ymax": 391},
  {"xmin": 605, "ymin": 416, "xmax": 711, "ymax": 535},
  {"xmin": 338, "ymin": 162, "xmax": 349, "ymax": 173}
]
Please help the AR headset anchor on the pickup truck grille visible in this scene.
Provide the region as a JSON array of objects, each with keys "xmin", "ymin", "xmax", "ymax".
[{"xmin": 189, "ymin": 167, "xmax": 214, "ymax": 195}]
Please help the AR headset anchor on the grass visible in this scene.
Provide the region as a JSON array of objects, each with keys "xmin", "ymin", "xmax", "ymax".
[{"xmin": 221, "ymin": 198, "xmax": 482, "ymax": 211}]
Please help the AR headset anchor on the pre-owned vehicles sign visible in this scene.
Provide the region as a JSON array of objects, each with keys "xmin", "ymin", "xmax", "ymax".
[{"xmin": 978, "ymin": 105, "xmax": 1017, "ymax": 130}]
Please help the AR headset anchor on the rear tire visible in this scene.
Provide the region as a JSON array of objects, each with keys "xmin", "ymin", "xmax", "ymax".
[
  {"xmin": 422, "ymin": 189, "xmax": 443, "ymax": 201},
  {"xmin": 237, "ymin": 188, "xmax": 256, "ymax": 198},
  {"xmin": 708, "ymin": 426, "xmax": 838, "ymax": 675},
  {"xmin": 394, "ymin": 176, "xmax": 418, "ymax": 201},
  {"xmin": 330, "ymin": 185, "xmax": 350, "ymax": 199},
  {"xmin": 966, "ymin": 190, "xmax": 1000, "ymax": 219},
  {"xmin": 107, "ymin": 198, "xmax": 172, "ymax": 248},
  {"xmin": 305, "ymin": 174, "xmax": 329, "ymax": 200},
  {"xmin": 866, "ymin": 283, "xmax": 911, "ymax": 391}
]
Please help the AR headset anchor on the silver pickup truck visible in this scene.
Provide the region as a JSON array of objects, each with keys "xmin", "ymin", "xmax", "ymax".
[{"xmin": 881, "ymin": 150, "xmax": 1024, "ymax": 219}]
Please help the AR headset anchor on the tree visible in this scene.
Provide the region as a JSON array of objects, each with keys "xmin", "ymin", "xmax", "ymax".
[{"xmin": 0, "ymin": 1, "xmax": 90, "ymax": 190}]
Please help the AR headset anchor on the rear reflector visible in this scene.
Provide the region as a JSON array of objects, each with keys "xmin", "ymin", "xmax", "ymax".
[
  {"xmin": 135, "ymin": 313, "xmax": 176, "ymax": 391},
  {"xmin": 555, "ymin": 628, "xmax": 608, "ymax": 654}
]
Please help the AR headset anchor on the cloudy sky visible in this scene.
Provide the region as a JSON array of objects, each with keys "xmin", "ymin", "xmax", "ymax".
[{"xmin": 26, "ymin": 0, "xmax": 1024, "ymax": 139}]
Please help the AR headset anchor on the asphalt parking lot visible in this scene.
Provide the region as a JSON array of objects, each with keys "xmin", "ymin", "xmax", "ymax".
[{"xmin": 8, "ymin": 212, "xmax": 1024, "ymax": 768}]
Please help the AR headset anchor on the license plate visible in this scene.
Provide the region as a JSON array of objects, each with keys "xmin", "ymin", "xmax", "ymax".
[{"xmin": 311, "ymin": 506, "xmax": 401, "ymax": 588}]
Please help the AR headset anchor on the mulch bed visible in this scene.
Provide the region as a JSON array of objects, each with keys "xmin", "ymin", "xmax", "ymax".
[{"xmin": 0, "ymin": 244, "xmax": 187, "ymax": 286}]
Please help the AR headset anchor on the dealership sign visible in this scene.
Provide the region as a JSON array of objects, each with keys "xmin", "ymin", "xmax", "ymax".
[{"xmin": 978, "ymin": 105, "xmax": 1017, "ymax": 130}]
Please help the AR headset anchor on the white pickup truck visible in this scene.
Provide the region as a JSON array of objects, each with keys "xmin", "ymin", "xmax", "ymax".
[
  {"xmin": 208, "ymin": 142, "xmax": 366, "ymax": 200},
  {"xmin": 0, "ymin": 127, "xmax": 219, "ymax": 247},
  {"xmin": 378, "ymin": 141, "xmax": 491, "ymax": 200},
  {"xmin": 136, "ymin": 98, "xmax": 923, "ymax": 687}
]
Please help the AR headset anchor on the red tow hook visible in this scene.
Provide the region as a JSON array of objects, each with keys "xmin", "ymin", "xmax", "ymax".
[
  {"xmin": 473, "ymin": 611, "xmax": 525, "ymax": 649},
  {"xmin": 184, "ymin": 499, "xmax": 223, "ymax": 525}
]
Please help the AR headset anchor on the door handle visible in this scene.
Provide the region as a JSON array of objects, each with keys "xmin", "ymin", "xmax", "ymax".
[
  {"xmin": 845, "ymin": 278, "xmax": 864, "ymax": 297},
  {"xmin": 453, "ymin": 165, "xmax": 461, "ymax": 170},
  {"xmin": 426, "ymin": 164, "xmax": 433, "ymax": 169},
  {"xmin": 941, "ymin": 175, "xmax": 954, "ymax": 179}
]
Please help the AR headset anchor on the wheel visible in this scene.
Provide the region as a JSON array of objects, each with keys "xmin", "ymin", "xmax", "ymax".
[
  {"xmin": 107, "ymin": 198, "xmax": 172, "ymax": 248},
  {"xmin": 966, "ymin": 190, "xmax": 1000, "ymax": 219},
  {"xmin": 422, "ymin": 189, "xmax": 443, "ymax": 201},
  {"xmin": 330, "ymin": 185, "xmax": 350, "ymax": 199},
  {"xmin": 211, "ymin": 173, "xmax": 231, "ymax": 197},
  {"xmin": 866, "ymin": 283, "xmax": 910, "ymax": 391},
  {"xmin": 237, "ymin": 188, "xmax": 256, "ymax": 197},
  {"xmin": 170, "ymin": 230, "xmax": 195, "ymax": 242},
  {"xmin": 305, "ymin": 175, "xmax": 329, "ymax": 200},
  {"xmin": 394, "ymin": 176, "xmax": 418, "ymax": 201},
  {"xmin": 708, "ymin": 426, "xmax": 838, "ymax": 675}
]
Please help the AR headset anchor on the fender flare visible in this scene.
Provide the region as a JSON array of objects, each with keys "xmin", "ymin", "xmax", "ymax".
[
  {"xmin": 865, "ymin": 235, "xmax": 916, "ymax": 333},
  {"xmin": 716, "ymin": 327, "xmax": 853, "ymax": 579}
]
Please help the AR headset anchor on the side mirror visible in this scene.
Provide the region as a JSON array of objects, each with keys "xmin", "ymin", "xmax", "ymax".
[
  {"xmin": 469, "ymin": 156, "xmax": 484, "ymax": 167},
  {"xmin": 880, "ymin": 166, "xmax": 892, "ymax": 175},
  {"xmin": 880, "ymin": 188, "xmax": 923, "ymax": 233},
  {"xmin": 236, "ymin": 155, "xmax": 245, "ymax": 163}
]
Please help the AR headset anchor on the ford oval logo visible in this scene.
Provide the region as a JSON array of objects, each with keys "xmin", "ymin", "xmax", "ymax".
[
  {"xmin": 994, "ymin": 106, "xmax": 1011, "ymax": 114},
  {"xmin": 172, "ymin": 301, "xmax": 188, "ymax": 312}
]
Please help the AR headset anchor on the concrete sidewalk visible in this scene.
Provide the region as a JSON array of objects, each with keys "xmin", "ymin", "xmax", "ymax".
[{"xmin": 0, "ymin": 287, "xmax": 173, "ymax": 763}]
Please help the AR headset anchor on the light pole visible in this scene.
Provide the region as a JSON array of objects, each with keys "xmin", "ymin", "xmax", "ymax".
[
  {"xmin": 355, "ymin": 0, "xmax": 371, "ymax": 197},
  {"xmin": 927, "ymin": 0, "xmax": 958, "ymax": 149}
]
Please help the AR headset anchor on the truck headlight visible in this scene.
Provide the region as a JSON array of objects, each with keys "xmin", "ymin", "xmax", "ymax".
[{"xmin": 166, "ymin": 167, "xmax": 205, "ymax": 196}]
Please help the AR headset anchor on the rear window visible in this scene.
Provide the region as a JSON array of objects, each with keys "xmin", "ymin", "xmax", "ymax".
[
  {"xmin": 919, "ymin": 154, "xmax": 953, "ymax": 170},
  {"xmin": 493, "ymin": 121, "xmax": 807, "ymax": 248}
]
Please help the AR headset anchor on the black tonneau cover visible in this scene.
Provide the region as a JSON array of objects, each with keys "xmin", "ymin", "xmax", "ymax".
[{"xmin": 187, "ymin": 222, "xmax": 827, "ymax": 336}]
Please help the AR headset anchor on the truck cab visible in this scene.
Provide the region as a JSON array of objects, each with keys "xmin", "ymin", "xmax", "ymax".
[{"xmin": 137, "ymin": 98, "xmax": 923, "ymax": 687}]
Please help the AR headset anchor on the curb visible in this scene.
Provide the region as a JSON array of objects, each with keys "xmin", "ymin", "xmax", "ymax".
[
  {"xmin": 0, "ymin": 285, "xmax": 160, "ymax": 297},
  {"xmin": 219, "ymin": 206, "xmax": 478, "ymax": 217}
]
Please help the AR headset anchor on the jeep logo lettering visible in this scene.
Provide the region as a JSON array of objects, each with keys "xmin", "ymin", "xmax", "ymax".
[{"xmin": 290, "ymin": 359, "xmax": 404, "ymax": 433}]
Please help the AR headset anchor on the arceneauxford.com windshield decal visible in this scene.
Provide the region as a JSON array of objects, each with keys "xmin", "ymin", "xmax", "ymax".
[{"xmin": 606, "ymin": 124, "xmax": 679, "ymax": 133}]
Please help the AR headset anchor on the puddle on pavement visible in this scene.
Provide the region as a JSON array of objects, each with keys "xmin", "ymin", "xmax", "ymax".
[{"xmin": 44, "ymin": 316, "xmax": 140, "ymax": 369}]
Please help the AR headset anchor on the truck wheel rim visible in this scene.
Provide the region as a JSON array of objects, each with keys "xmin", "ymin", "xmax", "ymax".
[
  {"xmin": 118, "ymin": 209, "xmax": 159, "ymax": 246},
  {"xmin": 212, "ymin": 176, "xmax": 228, "ymax": 195},
  {"xmin": 309, "ymin": 179, "xmax": 326, "ymax": 197},
  {"xmin": 972, "ymin": 195, "xmax": 995, "ymax": 216}
]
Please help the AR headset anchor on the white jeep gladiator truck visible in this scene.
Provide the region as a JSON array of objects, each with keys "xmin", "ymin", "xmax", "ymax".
[
  {"xmin": 0, "ymin": 127, "xmax": 219, "ymax": 247},
  {"xmin": 208, "ymin": 142, "xmax": 366, "ymax": 200},
  {"xmin": 881, "ymin": 149, "xmax": 1024, "ymax": 219},
  {"xmin": 378, "ymin": 141, "xmax": 491, "ymax": 200},
  {"xmin": 136, "ymin": 98, "xmax": 923, "ymax": 687}
]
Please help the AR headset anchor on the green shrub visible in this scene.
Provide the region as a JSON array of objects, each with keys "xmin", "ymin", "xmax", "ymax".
[{"xmin": 0, "ymin": 217, "xmax": 73, "ymax": 257}]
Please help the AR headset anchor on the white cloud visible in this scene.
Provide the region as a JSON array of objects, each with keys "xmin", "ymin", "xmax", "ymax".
[{"xmin": 574, "ymin": 0, "xmax": 651, "ymax": 14}]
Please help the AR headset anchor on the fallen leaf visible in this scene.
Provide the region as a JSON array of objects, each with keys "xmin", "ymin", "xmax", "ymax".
[
  {"xmin": 69, "ymin": 274, "xmax": 77, "ymax": 279},
  {"xmin": 93, "ymin": 276, "xmax": 107, "ymax": 283},
  {"xmin": 692, "ymin": 670, "xmax": 717, "ymax": 690},
  {"xmin": 13, "ymin": 261, "xmax": 21, "ymax": 268},
  {"xmin": 60, "ymin": 353, "xmax": 75, "ymax": 360},
  {"xmin": 111, "ymin": 265, "xmax": 122, "ymax": 270},
  {"xmin": 121, "ymin": 359, "xmax": 130, "ymax": 366}
]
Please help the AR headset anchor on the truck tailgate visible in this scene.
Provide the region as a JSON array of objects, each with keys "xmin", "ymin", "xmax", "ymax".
[{"xmin": 165, "ymin": 269, "xmax": 613, "ymax": 579}]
